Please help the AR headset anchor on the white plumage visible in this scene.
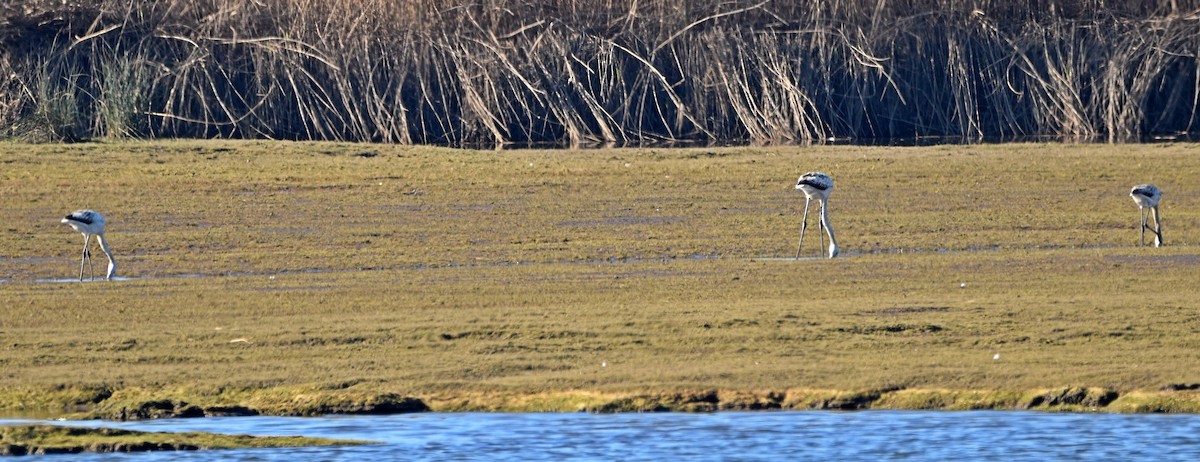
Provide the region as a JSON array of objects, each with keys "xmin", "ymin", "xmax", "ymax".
[
  {"xmin": 62, "ymin": 210, "xmax": 117, "ymax": 281},
  {"xmin": 1129, "ymin": 184, "xmax": 1163, "ymax": 248},
  {"xmin": 794, "ymin": 171, "xmax": 839, "ymax": 259}
]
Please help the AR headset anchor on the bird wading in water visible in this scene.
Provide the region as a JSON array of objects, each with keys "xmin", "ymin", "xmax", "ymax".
[
  {"xmin": 795, "ymin": 172, "xmax": 839, "ymax": 259},
  {"xmin": 61, "ymin": 210, "xmax": 117, "ymax": 281},
  {"xmin": 1129, "ymin": 184, "xmax": 1163, "ymax": 247}
]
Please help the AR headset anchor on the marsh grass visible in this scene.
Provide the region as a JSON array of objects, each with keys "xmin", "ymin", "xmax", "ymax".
[{"xmin": 2, "ymin": 141, "xmax": 1200, "ymax": 414}]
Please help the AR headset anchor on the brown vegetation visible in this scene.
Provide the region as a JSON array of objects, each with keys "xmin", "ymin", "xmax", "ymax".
[
  {"xmin": 2, "ymin": 141, "xmax": 1200, "ymax": 415},
  {"xmin": 2, "ymin": 1, "xmax": 1199, "ymax": 144}
]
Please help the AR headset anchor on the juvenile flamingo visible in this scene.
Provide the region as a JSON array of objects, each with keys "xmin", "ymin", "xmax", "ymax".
[
  {"xmin": 1130, "ymin": 184, "xmax": 1163, "ymax": 247},
  {"xmin": 61, "ymin": 210, "xmax": 117, "ymax": 281},
  {"xmin": 795, "ymin": 172, "xmax": 839, "ymax": 259}
]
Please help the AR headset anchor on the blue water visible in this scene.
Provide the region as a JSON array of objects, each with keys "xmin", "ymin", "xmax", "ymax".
[{"xmin": 4, "ymin": 411, "xmax": 1199, "ymax": 461}]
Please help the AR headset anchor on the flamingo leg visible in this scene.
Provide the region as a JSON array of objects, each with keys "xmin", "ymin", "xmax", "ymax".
[
  {"xmin": 79, "ymin": 234, "xmax": 91, "ymax": 281},
  {"xmin": 796, "ymin": 197, "xmax": 811, "ymax": 259},
  {"xmin": 1139, "ymin": 207, "xmax": 1147, "ymax": 246}
]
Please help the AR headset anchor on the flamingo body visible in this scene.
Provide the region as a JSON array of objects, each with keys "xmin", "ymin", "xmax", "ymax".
[{"xmin": 1130, "ymin": 184, "xmax": 1161, "ymax": 208}]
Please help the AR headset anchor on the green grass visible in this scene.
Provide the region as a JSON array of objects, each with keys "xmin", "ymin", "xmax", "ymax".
[
  {"xmin": 0, "ymin": 424, "xmax": 370, "ymax": 455},
  {"xmin": 1, "ymin": 140, "xmax": 1199, "ymax": 415}
]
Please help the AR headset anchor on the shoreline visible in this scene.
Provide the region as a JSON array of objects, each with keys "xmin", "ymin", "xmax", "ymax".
[
  {"xmin": 0, "ymin": 424, "xmax": 369, "ymax": 456},
  {"xmin": 5, "ymin": 386, "xmax": 1200, "ymax": 421}
]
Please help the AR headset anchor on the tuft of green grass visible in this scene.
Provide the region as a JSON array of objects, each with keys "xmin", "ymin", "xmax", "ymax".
[{"xmin": 1108, "ymin": 391, "xmax": 1200, "ymax": 413}]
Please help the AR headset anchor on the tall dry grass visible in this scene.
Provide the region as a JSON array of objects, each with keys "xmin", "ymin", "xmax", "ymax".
[{"xmin": 1, "ymin": 0, "xmax": 1198, "ymax": 144}]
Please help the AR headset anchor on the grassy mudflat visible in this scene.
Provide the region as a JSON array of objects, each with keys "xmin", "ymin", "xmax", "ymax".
[
  {"xmin": 1, "ymin": 141, "xmax": 1199, "ymax": 415},
  {"xmin": 0, "ymin": 424, "xmax": 368, "ymax": 455}
]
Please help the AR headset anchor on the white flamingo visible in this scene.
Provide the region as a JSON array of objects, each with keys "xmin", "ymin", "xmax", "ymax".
[
  {"xmin": 795, "ymin": 172, "xmax": 839, "ymax": 259},
  {"xmin": 1130, "ymin": 184, "xmax": 1163, "ymax": 247},
  {"xmin": 61, "ymin": 210, "xmax": 117, "ymax": 281}
]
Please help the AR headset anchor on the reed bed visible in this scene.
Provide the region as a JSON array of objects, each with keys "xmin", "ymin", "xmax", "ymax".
[{"xmin": 2, "ymin": 1, "xmax": 1199, "ymax": 144}]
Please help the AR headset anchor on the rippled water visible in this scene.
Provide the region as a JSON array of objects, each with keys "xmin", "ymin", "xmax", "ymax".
[{"xmin": 5, "ymin": 411, "xmax": 1200, "ymax": 461}]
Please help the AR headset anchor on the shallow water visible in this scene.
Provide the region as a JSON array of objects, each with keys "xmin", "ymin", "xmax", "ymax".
[
  {"xmin": 31, "ymin": 276, "xmax": 137, "ymax": 284},
  {"xmin": 7, "ymin": 243, "xmax": 1199, "ymax": 285},
  {"xmin": 4, "ymin": 411, "xmax": 1200, "ymax": 461}
]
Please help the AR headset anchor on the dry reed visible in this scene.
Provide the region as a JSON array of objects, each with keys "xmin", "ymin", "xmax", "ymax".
[{"xmin": 2, "ymin": 0, "xmax": 1198, "ymax": 144}]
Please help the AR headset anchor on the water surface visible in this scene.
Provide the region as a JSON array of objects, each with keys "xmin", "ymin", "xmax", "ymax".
[{"xmin": 4, "ymin": 411, "xmax": 1199, "ymax": 461}]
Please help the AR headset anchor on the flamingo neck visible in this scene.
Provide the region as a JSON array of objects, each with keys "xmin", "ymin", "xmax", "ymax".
[
  {"xmin": 95, "ymin": 234, "xmax": 117, "ymax": 279},
  {"xmin": 819, "ymin": 201, "xmax": 838, "ymax": 258},
  {"xmin": 1152, "ymin": 206, "xmax": 1163, "ymax": 248}
]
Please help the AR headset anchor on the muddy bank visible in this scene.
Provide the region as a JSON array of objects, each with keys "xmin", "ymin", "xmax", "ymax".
[
  {"xmin": 429, "ymin": 387, "xmax": 1200, "ymax": 414},
  {"xmin": 13, "ymin": 385, "xmax": 1200, "ymax": 421},
  {"xmin": 0, "ymin": 424, "xmax": 368, "ymax": 456}
]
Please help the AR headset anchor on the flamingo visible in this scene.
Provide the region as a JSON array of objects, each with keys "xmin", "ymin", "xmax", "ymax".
[
  {"xmin": 61, "ymin": 210, "xmax": 117, "ymax": 281},
  {"xmin": 1130, "ymin": 184, "xmax": 1163, "ymax": 247},
  {"xmin": 795, "ymin": 172, "xmax": 839, "ymax": 259}
]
